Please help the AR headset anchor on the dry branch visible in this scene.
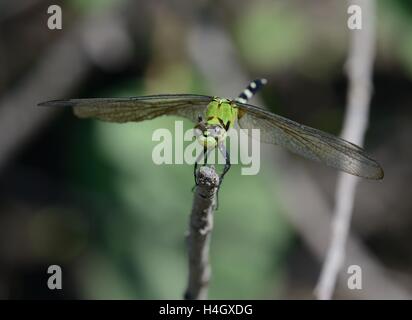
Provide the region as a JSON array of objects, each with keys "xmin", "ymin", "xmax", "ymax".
[
  {"xmin": 315, "ymin": 0, "xmax": 377, "ymax": 300},
  {"xmin": 184, "ymin": 166, "xmax": 219, "ymax": 300}
]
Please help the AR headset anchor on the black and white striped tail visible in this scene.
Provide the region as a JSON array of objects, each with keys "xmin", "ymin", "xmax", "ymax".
[{"xmin": 235, "ymin": 78, "xmax": 267, "ymax": 104}]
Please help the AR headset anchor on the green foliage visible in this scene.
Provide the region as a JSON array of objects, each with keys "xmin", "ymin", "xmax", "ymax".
[
  {"xmin": 235, "ymin": 3, "xmax": 310, "ymax": 71},
  {"xmin": 69, "ymin": 0, "xmax": 121, "ymax": 12},
  {"xmin": 377, "ymin": 0, "xmax": 412, "ymax": 78}
]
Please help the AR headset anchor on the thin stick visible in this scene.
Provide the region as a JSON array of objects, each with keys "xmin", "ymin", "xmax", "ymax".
[
  {"xmin": 184, "ymin": 166, "xmax": 219, "ymax": 300},
  {"xmin": 315, "ymin": 0, "xmax": 376, "ymax": 300}
]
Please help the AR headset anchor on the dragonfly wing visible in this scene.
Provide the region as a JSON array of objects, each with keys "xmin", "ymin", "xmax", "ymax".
[
  {"xmin": 39, "ymin": 94, "xmax": 213, "ymax": 124},
  {"xmin": 236, "ymin": 102, "xmax": 384, "ymax": 179}
]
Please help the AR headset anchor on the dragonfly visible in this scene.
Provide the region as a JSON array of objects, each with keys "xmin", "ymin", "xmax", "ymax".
[{"xmin": 38, "ymin": 79, "xmax": 384, "ymax": 192}]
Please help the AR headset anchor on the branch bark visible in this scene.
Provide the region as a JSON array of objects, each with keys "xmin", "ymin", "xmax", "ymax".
[
  {"xmin": 315, "ymin": 0, "xmax": 377, "ymax": 300},
  {"xmin": 184, "ymin": 166, "xmax": 219, "ymax": 300}
]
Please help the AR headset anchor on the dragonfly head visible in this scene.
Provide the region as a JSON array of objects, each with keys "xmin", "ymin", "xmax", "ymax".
[{"xmin": 195, "ymin": 123, "xmax": 227, "ymax": 150}]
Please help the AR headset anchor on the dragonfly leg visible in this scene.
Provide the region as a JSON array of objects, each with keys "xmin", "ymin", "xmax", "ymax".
[
  {"xmin": 218, "ymin": 143, "xmax": 231, "ymax": 187},
  {"xmin": 204, "ymin": 145, "xmax": 208, "ymax": 165},
  {"xmin": 213, "ymin": 143, "xmax": 231, "ymax": 210},
  {"xmin": 193, "ymin": 162, "xmax": 198, "ymax": 188},
  {"xmin": 193, "ymin": 146, "xmax": 209, "ymax": 186}
]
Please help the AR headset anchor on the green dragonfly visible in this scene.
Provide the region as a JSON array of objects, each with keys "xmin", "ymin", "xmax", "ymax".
[{"xmin": 38, "ymin": 79, "xmax": 384, "ymax": 189}]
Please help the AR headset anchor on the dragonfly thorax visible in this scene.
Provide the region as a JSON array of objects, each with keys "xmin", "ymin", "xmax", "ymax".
[
  {"xmin": 205, "ymin": 97, "xmax": 238, "ymax": 129},
  {"xmin": 196, "ymin": 124, "xmax": 227, "ymax": 150}
]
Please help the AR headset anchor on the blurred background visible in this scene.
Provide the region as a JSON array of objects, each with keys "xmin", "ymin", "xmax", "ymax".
[{"xmin": 0, "ymin": 0, "xmax": 411, "ymax": 299}]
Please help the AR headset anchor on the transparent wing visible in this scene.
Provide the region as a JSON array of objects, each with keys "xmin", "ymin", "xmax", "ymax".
[
  {"xmin": 236, "ymin": 102, "xmax": 384, "ymax": 179},
  {"xmin": 38, "ymin": 94, "xmax": 213, "ymax": 124}
]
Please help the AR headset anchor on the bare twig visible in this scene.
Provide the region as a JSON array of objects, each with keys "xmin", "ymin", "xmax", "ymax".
[
  {"xmin": 274, "ymin": 154, "xmax": 411, "ymax": 299},
  {"xmin": 315, "ymin": 0, "xmax": 377, "ymax": 300},
  {"xmin": 184, "ymin": 8, "xmax": 411, "ymax": 299},
  {"xmin": 184, "ymin": 166, "xmax": 219, "ymax": 300}
]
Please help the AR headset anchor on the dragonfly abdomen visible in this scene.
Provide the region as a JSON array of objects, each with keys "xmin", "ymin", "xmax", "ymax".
[{"xmin": 235, "ymin": 78, "xmax": 267, "ymax": 104}]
